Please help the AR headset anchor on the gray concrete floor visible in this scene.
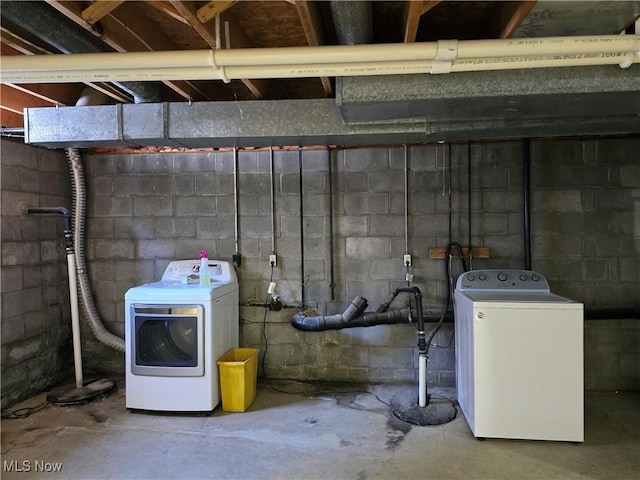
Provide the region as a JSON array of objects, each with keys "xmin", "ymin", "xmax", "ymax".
[{"xmin": 1, "ymin": 378, "xmax": 639, "ymax": 480}]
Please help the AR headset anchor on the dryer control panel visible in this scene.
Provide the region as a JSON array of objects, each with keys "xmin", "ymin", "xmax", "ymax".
[
  {"xmin": 161, "ymin": 260, "xmax": 237, "ymax": 284},
  {"xmin": 456, "ymin": 269, "xmax": 550, "ymax": 293}
]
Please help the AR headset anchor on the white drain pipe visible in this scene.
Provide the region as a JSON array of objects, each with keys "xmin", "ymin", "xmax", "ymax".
[{"xmin": 1, "ymin": 35, "xmax": 638, "ymax": 84}]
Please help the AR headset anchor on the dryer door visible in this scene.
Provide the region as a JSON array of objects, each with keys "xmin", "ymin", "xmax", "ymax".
[{"xmin": 130, "ymin": 304, "xmax": 204, "ymax": 377}]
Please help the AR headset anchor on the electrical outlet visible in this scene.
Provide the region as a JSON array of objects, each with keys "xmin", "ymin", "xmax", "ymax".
[
  {"xmin": 269, "ymin": 254, "xmax": 277, "ymax": 267},
  {"xmin": 403, "ymin": 254, "xmax": 412, "ymax": 267}
]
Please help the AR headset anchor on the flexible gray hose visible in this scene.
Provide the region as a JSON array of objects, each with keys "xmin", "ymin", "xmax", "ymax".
[{"xmin": 67, "ymin": 147, "xmax": 125, "ymax": 352}]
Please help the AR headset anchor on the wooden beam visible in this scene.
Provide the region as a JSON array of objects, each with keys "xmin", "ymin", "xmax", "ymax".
[
  {"xmin": 169, "ymin": 1, "xmax": 218, "ymax": 47},
  {"xmin": 7, "ymin": 83, "xmax": 85, "ymax": 106},
  {"xmin": 1, "ymin": 27, "xmax": 50, "ymax": 55},
  {"xmin": 170, "ymin": 1, "xmax": 268, "ymax": 99},
  {"xmin": 403, "ymin": 1, "xmax": 440, "ymax": 43},
  {"xmin": 46, "ymin": 1, "xmax": 208, "ymax": 101},
  {"xmin": 499, "ymin": 1, "xmax": 537, "ymax": 39},
  {"xmin": 197, "ymin": 1, "xmax": 236, "ymax": 24},
  {"xmin": 294, "ymin": 0, "xmax": 332, "ymax": 97},
  {"xmin": 145, "ymin": 1, "xmax": 190, "ymax": 25},
  {"xmin": 1, "ymin": 84, "xmax": 59, "ymax": 113},
  {"xmin": 82, "ymin": 0, "xmax": 125, "ymax": 25},
  {"xmin": 1, "ymin": 107, "xmax": 24, "ymax": 128},
  {"xmin": 428, "ymin": 247, "xmax": 490, "ymax": 260}
]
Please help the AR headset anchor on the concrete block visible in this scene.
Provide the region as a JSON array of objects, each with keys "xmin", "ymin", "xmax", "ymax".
[
  {"xmin": 344, "ymin": 193, "xmax": 389, "ymax": 214},
  {"xmin": 280, "ymin": 172, "xmax": 301, "ymax": 194},
  {"xmin": 346, "ymin": 237, "xmax": 389, "ymax": 258},
  {"xmin": 87, "ymin": 155, "xmax": 115, "ymax": 175},
  {"xmin": 154, "ymin": 175, "xmax": 195, "ymax": 195},
  {"xmin": 2, "ymin": 241, "xmax": 40, "ymax": 266},
  {"xmin": 136, "ymin": 239, "xmax": 176, "ymax": 260},
  {"xmin": 595, "ymin": 189, "xmax": 635, "ymax": 211},
  {"xmin": 94, "ymin": 239, "xmax": 135, "ymax": 260},
  {"xmin": 369, "ymin": 347, "xmax": 413, "ymax": 369},
  {"xmin": 532, "ymin": 140, "xmax": 584, "ymax": 166},
  {"xmin": 597, "ymin": 138, "xmax": 640, "ymax": 164},
  {"xmin": 93, "ymin": 196, "xmax": 133, "ymax": 217},
  {"xmin": 7, "ymin": 337, "xmax": 42, "ymax": 362},
  {"xmin": 114, "ymin": 217, "xmax": 153, "ymax": 239},
  {"xmin": 133, "ymin": 196, "xmax": 174, "ymax": 217},
  {"xmin": 173, "ymin": 152, "xmax": 215, "ymax": 173},
  {"xmin": 533, "ymin": 189, "xmax": 582, "ymax": 212},
  {"xmin": 343, "ymin": 147, "xmax": 388, "ymax": 172},
  {"xmin": 0, "ymin": 165, "xmax": 19, "ymax": 192},
  {"xmin": 336, "ymin": 216, "xmax": 367, "ymax": 236},
  {"xmin": 339, "ymin": 171, "xmax": 368, "ymax": 192},
  {"xmin": 132, "ymin": 154, "xmax": 173, "ymax": 174},
  {"xmin": 154, "ymin": 217, "xmax": 196, "ymax": 238},
  {"xmin": 1, "ymin": 266, "xmax": 22, "ymax": 293},
  {"xmin": 196, "ymin": 216, "xmax": 235, "ymax": 238},
  {"xmin": 175, "ymin": 196, "xmax": 216, "ymax": 217}
]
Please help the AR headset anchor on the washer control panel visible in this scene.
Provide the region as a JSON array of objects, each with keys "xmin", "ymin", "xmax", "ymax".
[{"xmin": 456, "ymin": 269, "xmax": 550, "ymax": 293}]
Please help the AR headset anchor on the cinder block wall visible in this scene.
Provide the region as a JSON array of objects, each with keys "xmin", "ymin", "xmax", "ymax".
[
  {"xmin": 79, "ymin": 138, "xmax": 639, "ymax": 390},
  {"xmin": 1, "ymin": 139, "xmax": 73, "ymax": 409},
  {"xmin": 2, "ymin": 137, "xmax": 638, "ymax": 409}
]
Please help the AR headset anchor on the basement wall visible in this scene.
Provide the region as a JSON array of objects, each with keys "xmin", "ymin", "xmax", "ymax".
[
  {"xmin": 1, "ymin": 137, "xmax": 638, "ymax": 409},
  {"xmin": 1, "ymin": 139, "xmax": 73, "ymax": 409},
  {"xmin": 79, "ymin": 137, "xmax": 639, "ymax": 391}
]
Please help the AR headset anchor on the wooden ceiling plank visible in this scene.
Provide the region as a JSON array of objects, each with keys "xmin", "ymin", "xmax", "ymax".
[
  {"xmin": 294, "ymin": 0, "xmax": 332, "ymax": 96},
  {"xmin": 197, "ymin": 1, "xmax": 237, "ymax": 24},
  {"xmin": 47, "ymin": 1, "xmax": 204, "ymax": 102},
  {"xmin": 1, "ymin": 85, "xmax": 58, "ymax": 112},
  {"xmin": 7, "ymin": 83, "xmax": 84, "ymax": 106},
  {"xmin": 144, "ymin": 1, "xmax": 190, "ymax": 25},
  {"xmin": 499, "ymin": 1, "xmax": 537, "ymax": 38},
  {"xmin": 1, "ymin": 108, "xmax": 24, "ymax": 128},
  {"xmin": 169, "ymin": 1, "xmax": 218, "ymax": 47},
  {"xmin": 82, "ymin": 0, "xmax": 126, "ymax": 26}
]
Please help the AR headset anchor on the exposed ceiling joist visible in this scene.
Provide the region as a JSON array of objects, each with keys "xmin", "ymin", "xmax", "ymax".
[
  {"xmin": 404, "ymin": 1, "xmax": 440, "ymax": 43},
  {"xmin": 197, "ymin": 1, "xmax": 237, "ymax": 24},
  {"xmin": 499, "ymin": 1, "xmax": 537, "ymax": 39},
  {"xmin": 46, "ymin": 0, "xmax": 208, "ymax": 102},
  {"xmin": 294, "ymin": 0, "xmax": 332, "ymax": 96},
  {"xmin": 81, "ymin": 0, "xmax": 126, "ymax": 26},
  {"xmin": 169, "ymin": 0, "xmax": 266, "ymax": 99}
]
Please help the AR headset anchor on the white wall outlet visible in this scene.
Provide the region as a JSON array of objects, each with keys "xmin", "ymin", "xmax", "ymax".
[
  {"xmin": 269, "ymin": 254, "xmax": 277, "ymax": 267},
  {"xmin": 403, "ymin": 254, "xmax": 412, "ymax": 267}
]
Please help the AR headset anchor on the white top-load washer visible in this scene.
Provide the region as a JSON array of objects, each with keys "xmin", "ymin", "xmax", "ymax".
[
  {"xmin": 454, "ymin": 269, "xmax": 584, "ymax": 442},
  {"xmin": 125, "ymin": 260, "xmax": 239, "ymax": 412}
]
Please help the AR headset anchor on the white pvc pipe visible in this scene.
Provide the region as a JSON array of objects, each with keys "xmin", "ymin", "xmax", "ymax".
[
  {"xmin": 66, "ymin": 252, "xmax": 83, "ymax": 389},
  {"xmin": 4, "ymin": 51, "xmax": 638, "ymax": 84},
  {"xmin": 419, "ymin": 353, "xmax": 427, "ymax": 408},
  {"xmin": 1, "ymin": 35, "xmax": 637, "ymax": 83}
]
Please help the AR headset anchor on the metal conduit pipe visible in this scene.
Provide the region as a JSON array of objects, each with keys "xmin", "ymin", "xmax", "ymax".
[{"xmin": 3, "ymin": 36, "xmax": 638, "ymax": 84}]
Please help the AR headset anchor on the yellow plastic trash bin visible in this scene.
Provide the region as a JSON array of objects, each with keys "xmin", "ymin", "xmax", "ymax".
[{"xmin": 217, "ymin": 348, "xmax": 259, "ymax": 412}]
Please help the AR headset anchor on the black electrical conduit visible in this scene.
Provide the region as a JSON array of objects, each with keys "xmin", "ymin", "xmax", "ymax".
[{"xmin": 523, "ymin": 139, "xmax": 532, "ymax": 271}]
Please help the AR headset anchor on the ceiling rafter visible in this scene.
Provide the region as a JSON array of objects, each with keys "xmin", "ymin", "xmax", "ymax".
[
  {"xmin": 144, "ymin": 1, "xmax": 190, "ymax": 25},
  {"xmin": 403, "ymin": 1, "xmax": 441, "ymax": 43},
  {"xmin": 169, "ymin": 0, "xmax": 267, "ymax": 99},
  {"xmin": 294, "ymin": 0, "xmax": 332, "ymax": 97},
  {"xmin": 0, "ymin": 26, "xmax": 131, "ymax": 111},
  {"xmin": 197, "ymin": 1, "xmax": 237, "ymax": 24},
  {"xmin": 499, "ymin": 1, "xmax": 538, "ymax": 39},
  {"xmin": 46, "ymin": 0, "xmax": 209, "ymax": 102},
  {"xmin": 81, "ymin": 1, "xmax": 126, "ymax": 26}
]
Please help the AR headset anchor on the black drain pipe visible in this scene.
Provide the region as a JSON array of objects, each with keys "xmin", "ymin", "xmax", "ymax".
[{"xmin": 523, "ymin": 139, "xmax": 532, "ymax": 270}]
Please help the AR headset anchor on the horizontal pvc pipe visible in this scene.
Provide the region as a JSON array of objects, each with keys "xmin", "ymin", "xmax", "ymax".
[
  {"xmin": 1, "ymin": 35, "xmax": 637, "ymax": 71},
  {"xmin": 4, "ymin": 52, "xmax": 638, "ymax": 84}
]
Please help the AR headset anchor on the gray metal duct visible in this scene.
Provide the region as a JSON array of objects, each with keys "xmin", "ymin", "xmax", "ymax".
[
  {"xmin": 0, "ymin": 1, "xmax": 162, "ymax": 104},
  {"xmin": 330, "ymin": 0, "xmax": 373, "ymax": 45},
  {"xmin": 24, "ymin": 97, "xmax": 640, "ymax": 149}
]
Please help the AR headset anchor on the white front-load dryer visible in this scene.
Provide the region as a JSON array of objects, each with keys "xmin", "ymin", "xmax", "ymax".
[{"xmin": 125, "ymin": 260, "xmax": 238, "ymax": 412}]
